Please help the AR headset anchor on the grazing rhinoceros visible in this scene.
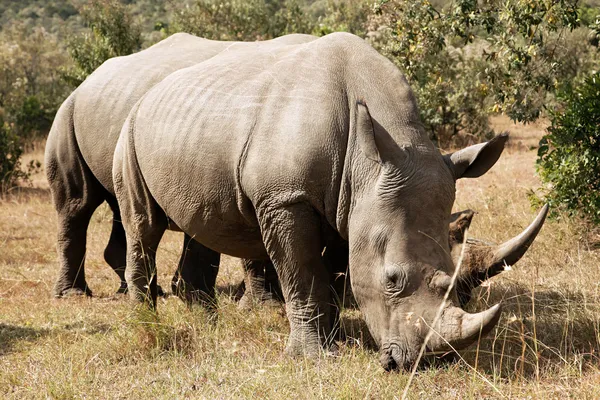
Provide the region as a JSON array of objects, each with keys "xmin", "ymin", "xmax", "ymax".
[
  {"xmin": 239, "ymin": 205, "xmax": 548, "ymax": 309},
  {"xmin": 113, "ymin": 32, "xmax": 513, "ymax": 369},
  {"xmin": 45, "ymin": 32, "xmax": 318, "ymax": 299}
]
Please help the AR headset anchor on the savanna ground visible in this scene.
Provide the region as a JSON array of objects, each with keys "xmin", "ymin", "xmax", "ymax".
[{"xmin": 1, "ymin": 119, "xmax": 600, "ymax": 399}]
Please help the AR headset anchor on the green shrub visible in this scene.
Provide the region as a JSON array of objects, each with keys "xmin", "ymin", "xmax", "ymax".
[
  {"xmin": 0, "ymin": 118, "xmax": 26, "ymax": 190},
  {"xmin": 64, "ymin": 0, "xmax": 142, "ymax": 86},
  {"xmin": 13, "ymin": 95, "xmax": 53, "ymax": 139},
  {"xmin": 312, "ymin": 0, "xmax": 370, "ymax": 37},
  {"xmin": 369, "ymin": 0, "xmax": 582, "ymax": 145},
  {"xmin": 172, "ymin": 0, "xmax": 312, "ymax": 41},
  {"xmin": 537, "ymin": 72, "xmax": 600, "ymax": 223}
]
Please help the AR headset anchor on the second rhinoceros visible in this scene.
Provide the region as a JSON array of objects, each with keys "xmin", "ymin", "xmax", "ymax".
[{"xmin": 113, "ymin": 32, "xmax": 513, "ymax": 369}]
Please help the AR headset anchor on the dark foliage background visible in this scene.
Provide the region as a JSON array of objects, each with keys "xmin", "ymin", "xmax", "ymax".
[{"xmin": 0, "ymin": 0, "xmax": 598, "ymax": 219}]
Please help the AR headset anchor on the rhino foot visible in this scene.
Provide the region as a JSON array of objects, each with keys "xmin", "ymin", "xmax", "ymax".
[
  {"xmin": 116, "ymin": 282, "xmax": 166, "ymax": 297},
  {"xmin": 55, "ymin": 286, "xmax": 92, "ymax": 298}
]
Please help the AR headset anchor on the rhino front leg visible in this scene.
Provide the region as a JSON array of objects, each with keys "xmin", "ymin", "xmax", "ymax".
[
  {"xmin": 102, "ymin": 199, "xmax": 128, "ymax": 294},
  {"xmin": 172, "ymin": 233, "xmax": 220, "ymax": 305},
  {"xmin": 259, "ymin": 204, "xmax": 333, "ymax": 357}
]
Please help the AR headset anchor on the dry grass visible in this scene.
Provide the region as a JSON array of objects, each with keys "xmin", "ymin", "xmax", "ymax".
[{"xmin": 1, "ymin": 122, "xmax": 600, "ymax": 399}]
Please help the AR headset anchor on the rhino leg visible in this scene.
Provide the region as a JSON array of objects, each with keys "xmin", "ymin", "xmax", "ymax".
[
  {"xmin": 119, "ymin": 194, "xmax": 167, "ymax": 308},
  {"xmin": 52, "ymin": 200, "xmax": 103, "ymax": 297},
  {"xmin": 123, "ymin": 223, "xmax": 165, "ymax": 308},
  {"xmin": 238, "ymin": 259, "xmax": 283, "ymax": 310},
  {"xmin": 46, "ymin": 95, "xmax": 105, "ymax": 297},
  {"xmin": 114, "ymin": 128, "xmax": 168, "ymax": 308},
  {"xmin": 172, "ymin": 233, "xmax": 220, "ymax": 305},
  {"xmin": 102, "ymin": 198, "xmax": 128, "ymax": 294},
  {"xmin": 259, "ymin": 204, "xmax": 333, "ymax": 356},
  {"xmin": 237, "ymin": 241, "xmax": 352, "ymax": 328}
]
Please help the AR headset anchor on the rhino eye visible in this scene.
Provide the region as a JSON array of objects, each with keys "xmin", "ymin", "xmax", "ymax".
[{"xmin": 384, "ymin": 265, "xmax": 407, "ymax": 294}]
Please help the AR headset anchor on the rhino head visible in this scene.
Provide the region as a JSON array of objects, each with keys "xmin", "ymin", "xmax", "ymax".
[{"xmin": 347, "ymin": 101, "xmax": 508, "ymax": 370}]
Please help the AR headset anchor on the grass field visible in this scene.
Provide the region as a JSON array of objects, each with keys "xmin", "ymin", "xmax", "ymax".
[{"xmin": 1, "ymin": 118, "xmax": 600, "ymax": 399}]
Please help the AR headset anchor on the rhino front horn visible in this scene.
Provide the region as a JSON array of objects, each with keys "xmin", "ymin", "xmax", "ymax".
[
  {"xmin": 428, "ymin": 303, "xmax": 502, "ymax": 351},
  {"xmin": 488, "ymin": 204, "xmax": 549, "ymax": 275},
  {"xmin": 456, "ymin": 204, "xmax": 549, "ymax": 306}
]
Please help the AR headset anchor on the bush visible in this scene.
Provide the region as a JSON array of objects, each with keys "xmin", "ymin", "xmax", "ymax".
[
  {"xmin": 64, "ymin": 0, "xmax": 142, "ymax": 86},
  {"xmin": 172, "ymin": 0, "xmax": 312, "ymax": 41},
  {"xmin": 0, "ymin": 24, "xmax": 69, "ymax": 140},
  {"xmin": 368, "ymin": 0, "xmax": 582, "ymax": 145},
  {"xmin": 0, "ymin": 118, "xmax": 26, "ymax": 190},
  {"xmin": 312, "ymin": 0, "xmax": 370, "ymax": 37},
  {"xmin": 537, "ymin": 72, "xmax": 600, "ymax": 223}
]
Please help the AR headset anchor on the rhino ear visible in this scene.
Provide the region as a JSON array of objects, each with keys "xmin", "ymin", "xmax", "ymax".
[
  {"xmin": 356, "ymin": 100, "xmax": 382, "ymax": 164},
  {"xmin": 444, "ymin": 133, "xmax": 508, "ymax": 180}
]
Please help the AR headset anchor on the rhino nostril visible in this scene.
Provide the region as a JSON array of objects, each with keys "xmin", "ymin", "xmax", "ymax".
[{"xmin": 380, "ymin": 350, "xmax": 398, "ymax": 372}]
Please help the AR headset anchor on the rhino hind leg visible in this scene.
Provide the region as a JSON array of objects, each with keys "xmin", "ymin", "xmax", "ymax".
[
  {"xmin": 238, "ymin": 259, "xmax": 283, "ymax": 310},
  {"xmin": 52, "ymin": 199, "xmax": 103, "ymax": 297},
  {"xmin": 46, "ymin": 95, "xmax": 106, "ymax": 298},
  {"xmin": 172, "ymin": 234, "xmax": 220, "ymax": 305},
  {"xmin": 118, "ymin": 190, "xmax": 167, "ymax": 307},
  {"xmin": 258, "ymin": 203, "xmax": 334, "ymax": 356}
]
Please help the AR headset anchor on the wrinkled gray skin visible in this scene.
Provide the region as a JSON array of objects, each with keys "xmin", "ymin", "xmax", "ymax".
[
  {"xmin": 113, "ymin": 33, "xmax": 509, "ymax": 370},
  {"xmin": 45, "ymin": 32, "xmax": 317, "ymax": 299}
]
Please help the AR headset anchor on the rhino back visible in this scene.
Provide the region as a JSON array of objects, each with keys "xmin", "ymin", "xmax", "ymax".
[
  {"xmin": 72, "ymin": 34, "xmax": 224, "ymax": 194},
  {"xmin": 126, "ymin": 32, "xmax": 431, "ymax": 251},
  {"xmin": 72, "ymin": 33, "xmax": 318, "ymax": 196}
]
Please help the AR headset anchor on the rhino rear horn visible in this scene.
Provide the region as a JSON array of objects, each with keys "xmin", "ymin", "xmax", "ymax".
[{"xmin": 449, "ymin": 209, "xmax": 475, "ymax": 247}]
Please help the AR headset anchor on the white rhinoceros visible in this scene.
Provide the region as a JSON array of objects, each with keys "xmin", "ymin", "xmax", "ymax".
[{"xmin": 112, "ymin": 32, "xmax": 520, "ymax": 369}]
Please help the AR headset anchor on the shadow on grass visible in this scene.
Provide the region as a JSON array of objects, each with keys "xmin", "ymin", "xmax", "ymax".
[
  {"xmin": 0, "ymin": 323, "xmax": 49, "ymax": 356},
  {"xmin": 461, "ymin": 282, "xmax": 600, "ymax": 378}
]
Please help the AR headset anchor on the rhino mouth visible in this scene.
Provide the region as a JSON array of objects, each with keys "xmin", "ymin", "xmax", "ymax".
[{"xmin": 379, "ymin": 342, "xmax": 416, "ymax": 371}]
